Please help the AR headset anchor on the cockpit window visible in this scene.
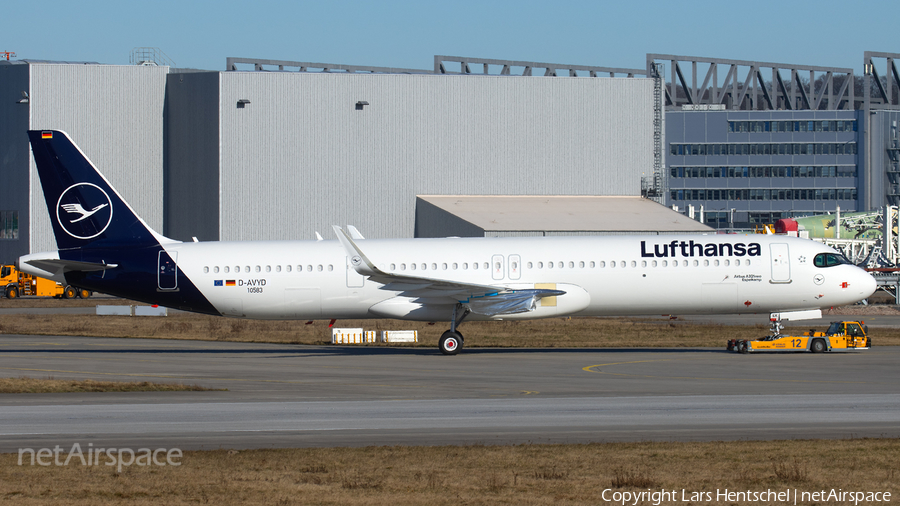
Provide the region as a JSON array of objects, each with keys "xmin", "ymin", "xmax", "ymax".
[{"xmin": 814, "ymin": 253, "xmax": 852, "ymax": 268}]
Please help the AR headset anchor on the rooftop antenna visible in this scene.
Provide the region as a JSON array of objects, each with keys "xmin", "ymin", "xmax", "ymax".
[{"xmin": 1, "ymin": 51, "xmax": 15, "ymax": 61}]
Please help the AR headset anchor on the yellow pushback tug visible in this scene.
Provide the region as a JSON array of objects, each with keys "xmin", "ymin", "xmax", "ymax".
[{"xmin": 728, "ymin": 320, "xmax": 870, "ymax": 353}]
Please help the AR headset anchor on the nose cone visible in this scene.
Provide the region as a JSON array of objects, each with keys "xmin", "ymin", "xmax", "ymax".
[{"xmin": 858, "ymin": 268, "xmax": 877, "ymax": 300}]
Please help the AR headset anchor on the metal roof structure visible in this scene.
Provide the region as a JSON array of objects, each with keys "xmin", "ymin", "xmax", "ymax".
[
  {"xmin": 646, "ymin": 54, "xmax": 855, "ymax": 111},
  {"xmin": 415, "ymin": 196, "xmax": 713, "ymax": 237}
]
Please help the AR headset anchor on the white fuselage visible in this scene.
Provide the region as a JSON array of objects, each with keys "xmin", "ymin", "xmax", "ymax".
[{"xmin": 165, "ymin": 234, "xmax": 875, "ymax": 320}]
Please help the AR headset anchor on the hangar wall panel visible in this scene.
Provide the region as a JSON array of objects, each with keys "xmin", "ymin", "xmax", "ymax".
[
  {"xmin": 165, "ymin": 72, "xmax": 221, "ymax": 241},
  {"xmin": 28, "ymin": 64, "xmax": 167, "ymax": 252},
  {"xmin": 214, "ymin": 73, "xmax": 653, "ymax": 240},
  {"xmin": 0, "ymin": 64, "xmax": 31, "ymax": 262}
]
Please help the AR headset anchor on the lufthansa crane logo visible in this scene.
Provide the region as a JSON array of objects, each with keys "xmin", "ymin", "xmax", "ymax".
[{"xmin": 56, "ymin": 183, "xmax": 113, "ymax": 239}]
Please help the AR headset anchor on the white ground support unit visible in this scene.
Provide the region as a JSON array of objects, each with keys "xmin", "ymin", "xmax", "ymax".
[
  {"xmin": 381, "ymin": 330, "xmax": 418, "ymax": 343},
  {"xmin": 331, "ymin": 328, "xmax": 373, "ymax": 344}
]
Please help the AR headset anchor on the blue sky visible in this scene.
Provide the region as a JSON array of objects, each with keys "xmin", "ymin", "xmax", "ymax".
[{"xmin": 4, "ymin": 0, "xmax": 895, "ymax": 74}]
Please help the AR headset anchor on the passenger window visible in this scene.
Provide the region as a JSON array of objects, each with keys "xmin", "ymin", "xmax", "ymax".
[
  {"xmin": 203, "ymin": 266, "xmax": 209, "ymax": 273},
  {"xmin": 224, "ymin": 266, "xmax": 230, "ymax": 273},
  {"xmin": 214, "ymin": 266, "xmax": 220, "ymax": 273},
  {"xmin": 255, "ymin": 266, "xmax": 261, "ymax": 273}
]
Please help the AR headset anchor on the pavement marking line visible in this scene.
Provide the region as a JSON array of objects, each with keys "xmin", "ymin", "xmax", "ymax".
[
  {"xmin": 581, "ymin": 358, "xmax": 680, "ymax": 372},
  {"xmin": 582, "ymin": 362, "xmax": 874, "ymax": 385}
]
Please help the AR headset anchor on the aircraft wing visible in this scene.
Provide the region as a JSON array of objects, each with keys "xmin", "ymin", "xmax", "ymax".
[{"xmin": 333, "ymin": 226, "xmax": 563, "ymax": 316}]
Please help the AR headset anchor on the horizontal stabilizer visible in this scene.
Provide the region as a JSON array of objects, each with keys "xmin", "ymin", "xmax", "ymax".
[{"xmin": 18, "ymin": 253, "xmax": 117, "ymax": 282}]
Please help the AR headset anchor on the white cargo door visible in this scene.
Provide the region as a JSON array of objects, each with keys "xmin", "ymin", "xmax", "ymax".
[
  {"xmin": 769, "ymin": 243, "xmax": 791, "ymax": 283},
  {"xmin": 491, "ymin": 254, "xmax": 505, "ymax": 280},
  {"xmin": 508, "ymin": 254, "xmax": 521, "ymax": 280}
]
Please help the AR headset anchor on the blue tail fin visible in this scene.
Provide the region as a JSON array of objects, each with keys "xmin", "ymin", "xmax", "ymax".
[{"xmin": 27, "ymin": 130, "xmax": 164, "ymax": 250}]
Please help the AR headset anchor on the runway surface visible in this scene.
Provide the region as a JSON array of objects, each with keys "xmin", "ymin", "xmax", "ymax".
[{"xmin": 1, "ymin": 334, "xmax": 898, "ymax": 451}]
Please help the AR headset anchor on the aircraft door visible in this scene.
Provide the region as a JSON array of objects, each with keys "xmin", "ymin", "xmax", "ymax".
[
  {"xmin": 492, "ymin": 254, "xmax": 505, "ymax": 280},
  {"xmin": 508, "ymin": 254, "xmax": 521, "ymax": 280},
  {"xmin": 346, "ymin": 257, "xmax": 365, "ymax": 288},
  {"xmin": 158, "ymin": 250, "xmax": 178, "ymax": 290},
  {"xmin": 769, "ymin": 243, "xmax": 791, "ymax": 283}
]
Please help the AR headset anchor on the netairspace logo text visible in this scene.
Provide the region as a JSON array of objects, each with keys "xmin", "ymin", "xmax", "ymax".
[
  {"xmin": 601, "ymin": 488, "xmax": 892, "ymax": 506},
  {"xmin": 18, "ymin": 443, "xmax": 182, "ymax": 473}
]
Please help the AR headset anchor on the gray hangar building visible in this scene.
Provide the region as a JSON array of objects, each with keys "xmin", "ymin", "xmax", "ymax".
[
  {"xmin": 0, "ymin": 60, "xmax": 167, "ymax": 262},
  {"xmin": 0, "ymin": 55, "xmax": 669, "ymax": 263},
  {"xmin": 164, "ymin": 58, "xmax": 659, "ymax": 242}
]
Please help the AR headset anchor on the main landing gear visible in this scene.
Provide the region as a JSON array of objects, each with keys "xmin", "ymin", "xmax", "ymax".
[{"xmin": 439, "ymin": 303, "xmax": 470, "ymax": 355}]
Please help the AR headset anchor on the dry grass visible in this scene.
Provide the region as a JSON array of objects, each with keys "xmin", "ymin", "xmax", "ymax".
[
  {"xmin": 1, "ymin": 311, "xmax": 899, "ymax": 348},
  {"xmin": 0, "ymin": 439, "xmax": 897, "ymax": 505},
  {"xmin": 0, "ymin": 376, "xmax": 219, "ymax": 393},
  {"xmin": 0, "ymin": 297, "xmax": 137, "ymax": 308}
]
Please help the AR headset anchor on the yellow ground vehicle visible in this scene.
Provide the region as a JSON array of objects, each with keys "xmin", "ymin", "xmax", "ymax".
[
  {"xmin": 1, "ymin": 264, "xmax": 91, "ymax": 299},
  {"xmin": 728, "ymin": 321, "xmax": 870, "ymax": 353}
]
